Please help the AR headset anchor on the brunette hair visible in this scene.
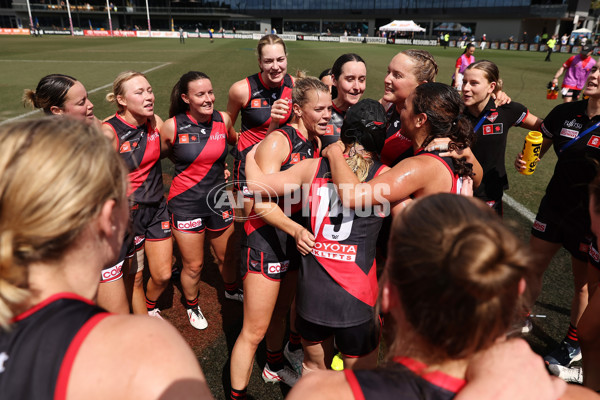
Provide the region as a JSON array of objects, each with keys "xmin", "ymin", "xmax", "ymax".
[
  {"xmin": 23, "ymin": 74, "xmax": 78, "ymax": 114},
  {"xmin": 168, "ymin": 71, "xmax": 211, "ymax": 118}
]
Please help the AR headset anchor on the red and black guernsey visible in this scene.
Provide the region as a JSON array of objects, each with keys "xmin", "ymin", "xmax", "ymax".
[
  {"xmin": 380, "ymin": 106, "xmax": 413, "ymax": 167},
  {"xmin": 0, "ymin": 293, "xmax": 108, "ymax": 400},
  {"xmin": 243, "ymin": 124, "xmax": 319, "ymax": 255},
  {"xmin": 297, "ymin": 158, "xmax": 386, "ymax": 328},
  {"xmin": 345, "ymin": 357, "xmax": 465, "ymax": 399},
  {"xmin": 414, "ymin": 149, "xmax": 461, "ymax": 194},
  {"xmin": 464, "ymin": 98, "xmax": 529, "ymax": 202},
  {"xmin": 321, "ymin": 102, "xmax": 345, "ymax": 149},
  {"xmin": 167, "ymin": 111, "xmax": 228, "ymax": 216},
  {"xmin": 104, "ymin": 114, "xmax": 163, "ymax": 204},
  {"xmin": 232, "ymin": 73, "xmax": 294, "ymax": 188}
]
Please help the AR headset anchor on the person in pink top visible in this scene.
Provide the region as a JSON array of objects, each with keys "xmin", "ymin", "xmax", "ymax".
[
  {"xmin": 552, "ymin": 44, "xmax": 597, "ymax": 102},
  {"xmin": 452, "ymin": 43, "xmax": 475, "ymax": 91}
]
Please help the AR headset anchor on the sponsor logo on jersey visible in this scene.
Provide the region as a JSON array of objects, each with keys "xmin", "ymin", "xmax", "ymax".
[
  {"xmin": 0, "ymin": 352, "xmax": 8, "ymax": 374},
  {"xmin": 211, "ymin": 133, "xmax": 227, "ymax": 141},
  {"xmin": 482, "ymin": 123, "xmax": 503, "ymax": 135},
  {"xmin": 200, "ymin": 129, "xmax": 207, "ymax": 135},
  {"xmin": 176, "ymin": 218, "xmax": 200, "ymax": 230},
  {"xmin": 485, "ymin": 200, "xmax": 496, "ymax": 208},
  {"xmin": 532, "ymin": 220, "xmax": 547, "ymax": 232},
  {"xmin": 222, "ymin": 210, "xmax": 232, "ymax": 220},
  {"xmin": 394, "ymin": 120, "xmax": 400, "ymax": 128},
  {"xmin": 267, "ymin": 261, "xmax": 289, "ymax": 274},
  {"xmin": 161, "ymin": 221, "xmax": 171, "ymax": 230},
  {"xmin": 180, "ymin": 133, "xmax": 200, "ymax": 143},
  {"xmin": 101, "ymin": 261, "xmax": 124, "ymax": 282},
  {"xmin": 251, "ymin": 99, "xmax": 270, "ymax": 108},
  {"xmin": 252, "ymin": 90, "xmax": 263, "ymax": 97},
  {"xmin": 560, "ymin": 128, "xmax": 579, "ymax": 139},
  {"xmin": 487, "ymin": 112, "xmax": 498, "ymax": 123},
  {"xmin": 120, "ymin": 141, "xmax": 132, "ymax": 153},
  {"xmin": 325, "ymin": 125, "xmax": 335, "ymax": 135},
  {"xmin": 291, "ymin": 153, "xmax": 301, "ymax": 164},
  {"xmin": 590, "ymin": 245, "xmax": 600, "ymax": 263},
  {"xmin": 272, "ymin": 93, "xmax": 277, "ymax": 99},
  {"xmin": 564, "ymin": 119, "xmax": 583, "ymax": 130},
  {"xmin": 180, "ymin": 124, "xmax": 192, "ymax": 130},
  {"xmin": 311, "ymin": 242, "xmax": 357, "ymax": 262},
  {"xmin": 588, "ymin": 135, "xmax": 600, "ymax": 148},
  {"xmin": 242, "ymin": 185, "xmax": 251, "ymax": 195}
]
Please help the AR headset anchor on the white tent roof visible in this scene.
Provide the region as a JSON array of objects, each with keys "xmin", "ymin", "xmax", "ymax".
[
  {"xmin": 379, "ymin": 20, "xmax": 426, "ymax": 32},
  {"xmin": 572, "ymin": 28, "xmax": 592, "ymax": 33}
]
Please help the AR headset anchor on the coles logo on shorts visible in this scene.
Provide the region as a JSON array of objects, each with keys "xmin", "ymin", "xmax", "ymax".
[
  {"xmin": 559, "ymin": 128, "xmax": 579, "ymax": 139},
  {"xmin": 176, "ymin": 218, "xmax": 201, "ymax": 230},
  {"xmin": 267, "ymin": 261, "xmax": 289, "ymax": 275},
  {"xmin": 588, "ymin": 135, "xmax": 600, "ymax": 148},
  {"xmin": 134, "ymin": 235, "xmax": 145, "ymax": 246},
  {"xmin": 101, "ymin": 261, "xmax": 123, "ymax": 282},
  {"xmin": 532, "ymin": 219, "xmax": 547, "ymax": 232},
  {"xmin": 590, "ymin": 245, "xmax": 600, "ymax": 263}
]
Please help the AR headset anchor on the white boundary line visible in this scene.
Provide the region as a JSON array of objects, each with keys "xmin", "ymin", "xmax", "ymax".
[
  {"xmin": 504, "ymin": 193, "xmax": 536, "ymax": 223},
  {"xmin": 1, "ymin": 62, "xmax": 172, "ymax": 124}
]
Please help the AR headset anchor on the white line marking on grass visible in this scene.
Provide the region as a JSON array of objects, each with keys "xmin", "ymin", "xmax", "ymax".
[
  {"xmin": 1, "ymin": 62, "xmax": 172, "ymax": 124},
  {"xmin": 504, "ymin": 193, "xmax": 536, "ymax": 223}
]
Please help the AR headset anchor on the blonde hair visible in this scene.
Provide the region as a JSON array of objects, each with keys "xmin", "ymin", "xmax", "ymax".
[
  {"xmin": 345, "ymin": 152, "xmax": 374, "ymax": 183},
  {"xmin": 292, "ymin": 76, "xmax": 330, "ymax": 109},
  {"xmin": 0, "ymin": 117, "xmax": 128, "ymax": 329},
  {"xmin": 106, "ymin": 70, "xmax": 147, "ymax": 113}
]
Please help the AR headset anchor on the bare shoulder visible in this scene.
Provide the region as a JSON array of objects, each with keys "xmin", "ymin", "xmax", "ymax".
[
  {"xmin": 228, "ymin": 79, "xmax": 249, "ymax": 102},
  {"xmin": 287, "ymin": 370, "xmax": 354, "ymax": 400},
  {"xmin": 67, "ymin": 315, "xmax": 211, "ymax": 400}
]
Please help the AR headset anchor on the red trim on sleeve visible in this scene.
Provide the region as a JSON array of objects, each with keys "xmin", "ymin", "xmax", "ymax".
[
  {"xmin": 54, "ymin": 313, "xmax": 111, "ymax": 400},
  {"xmin": 344, "ymin": 369, "xmax": 366, "ymax": 400}
]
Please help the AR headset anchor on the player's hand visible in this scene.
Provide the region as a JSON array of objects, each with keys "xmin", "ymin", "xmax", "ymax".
[
  {"xmin": 321, "ymin": 140, "xmax": 345, "ymax": 159},
  {"xmin": 294, "ymin": 227, "xmax": 315, "ymax": 255},
  {"xmin": 460, "ymin": 177, "xmax": 473, "ymax": 197},
  {"xmin": 224, "ymin": 162, "xmax": 231, "ymax": 181},
  {"xmin": 514, "ymin": 152, "xmax": 526, "ymax": 172},
  {"xmin": 270, "ymin": 98, "xmax": 290, "ymax": 124},
  {"xmin": 424, "ymin": 138, "xmax": 451, "ymax": 152},
  {"xmin": 493, "ymin": 90, "xmax": 512, "ymax": 106}
]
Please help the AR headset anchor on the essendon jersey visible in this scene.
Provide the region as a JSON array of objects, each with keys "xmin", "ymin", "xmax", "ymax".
[
  {"xmin": 232, "ymin": 73, "xmax": 294, "ymax": 189},
  {"xmin": 346, "ymin": 357, "xmax": 465, "ymax": 400},
  {"xmin": 465, "ymin": 98, "xmax": 529, "ymax": 202},
  {"xmin": 167, "ymin": 111, "xmax": 228, "ymax": 215},
  {"xmin": 244, "ymin": 125, "xmax": 319, "ymax": 255},
  {"xmin": 104, "ymin": 114, "xmax": 163, "ymax": 204},
  {"xmin": 414, "ymin": 149, "xmax": 462, "ymax": 194},
  {"xmin": 321, "ymin": 103, "xmax": 345, "ymax": 149},
  {"xmin": 540, "ymin": 100, "xmax": 600, "ymax": 223},
  {"xmin": 297, "ymin": 158, "xmax": 386, "ymax": 328},
  {"xmin": 380, "ymin": 106, "xmax": 413, "ymax": 167},
  {"xmin": 0, "ymin": 294, "xmax": 108, "ymax": 400}
]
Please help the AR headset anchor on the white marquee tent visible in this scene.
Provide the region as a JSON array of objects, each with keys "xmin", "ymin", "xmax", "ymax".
[{"xmin": 379, "ymin": 20, "xmax": 426, "ymax": 32}]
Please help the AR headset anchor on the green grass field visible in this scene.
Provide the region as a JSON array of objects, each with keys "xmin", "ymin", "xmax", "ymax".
[{"xmin": 0, "ymin": 35, "xmax": 579, "ymax": 398}]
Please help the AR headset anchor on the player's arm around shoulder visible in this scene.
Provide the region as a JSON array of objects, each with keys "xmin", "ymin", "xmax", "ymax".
[
  {"xmin": 66, "ymin": 314, "xmax": 212, "ymax": 400},
  {"xmin": 287, "ymin": 370, "xmax": 353, "ymax": 400}
]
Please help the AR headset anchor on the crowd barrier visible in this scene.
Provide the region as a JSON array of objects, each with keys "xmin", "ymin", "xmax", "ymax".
[{"xmin": 10, "ymin": 28, "xmax": 597, "ymax": 54}]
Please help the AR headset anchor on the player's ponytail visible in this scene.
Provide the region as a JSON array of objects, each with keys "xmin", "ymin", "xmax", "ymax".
[{"xmin": 22, "ymin": 74, "xmax": 77, "ymax": 115}]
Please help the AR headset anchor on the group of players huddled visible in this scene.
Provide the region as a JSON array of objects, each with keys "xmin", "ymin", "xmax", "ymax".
[{"xmin": 3, "ymin": 34, "xmax": 600, "ymax": 399}]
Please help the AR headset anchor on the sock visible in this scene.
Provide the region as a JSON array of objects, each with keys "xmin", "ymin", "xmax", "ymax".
[
  {"xmin": 230, "ymin": 388, "xmax": 247, "ymax": 400},
  {"xmin": 185, "ymin": 296, "xmax": 198, "ymax": 310},
  {"xmin": 224, "ymin": 281, "xmax": 238, "ymax": 295},
  {"xmin": 145, "ymin": 297, "xmax": 157, "ymax": 311},
  {"xmin": 565, "ymin": 323, "xmax": 578, "ymax": 345},
  {"xmin": 266, "ymin": 349, "xmax": 284, "ymax": 371},
  {"xmin": 288, "ymin": 331, "xmax": 302, "ymax": 352}
]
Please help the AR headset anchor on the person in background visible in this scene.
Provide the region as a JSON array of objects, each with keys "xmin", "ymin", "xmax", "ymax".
[
  {"xmin": 551, "ymin": 44, "xmax": 596, "ymax": 102},
  {"xmin": 545, "ymin": 35, "xmax": 557, "ymax": 62},
  {"xmin": 452, "ymin": 43, "xmax": 475, "ymax": 91}
]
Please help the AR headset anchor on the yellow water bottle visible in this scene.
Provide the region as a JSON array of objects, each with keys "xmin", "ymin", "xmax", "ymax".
[{"xmin": 520, "ymin": 131, "xmax": 544, "ymax": 176}]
